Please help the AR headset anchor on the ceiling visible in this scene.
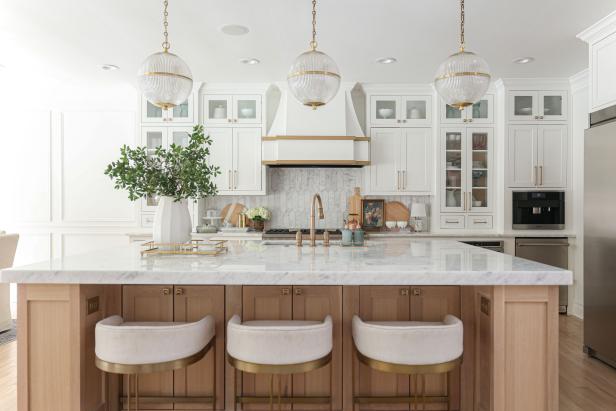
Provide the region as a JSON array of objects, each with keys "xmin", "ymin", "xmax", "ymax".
[{"xmin": 0, "ymin": 0, "xmax": 614, "ymax": 87}]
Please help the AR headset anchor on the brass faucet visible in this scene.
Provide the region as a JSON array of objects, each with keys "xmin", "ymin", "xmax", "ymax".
[{"xmin": 309, "ymin": 193, "xmax": 325, "ymax": 247}]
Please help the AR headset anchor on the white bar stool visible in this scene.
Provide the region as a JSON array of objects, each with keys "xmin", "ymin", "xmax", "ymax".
[
  {"xmin": 95, "ymin": 315, "xmax": 216, "ymax": 410},
  {"xmin": 352, "ymin": 314, "xmax": 463, "ymax": 411},
  {"xmin": 226, "ymin": 315, "xmax": 333, "ymax": 411}
]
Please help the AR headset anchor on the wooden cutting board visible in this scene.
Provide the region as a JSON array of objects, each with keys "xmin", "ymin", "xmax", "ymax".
[
  {"xmin": 221, "ymin": 203, "xmax": 246, "ymax": 227},
  {"xmin": 384, "ymin": 201, "xmax": 409, "ymax": 222}
]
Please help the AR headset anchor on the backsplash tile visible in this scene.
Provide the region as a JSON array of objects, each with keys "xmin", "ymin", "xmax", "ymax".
[{"xmin": 201, "ymin": 168, "xmax": 431, "ymax": 229}]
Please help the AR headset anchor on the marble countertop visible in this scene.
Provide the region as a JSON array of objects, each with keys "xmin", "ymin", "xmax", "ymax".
[{"xmin": 1, "ymin": 239, "xmax": 572, "ymax": 286}]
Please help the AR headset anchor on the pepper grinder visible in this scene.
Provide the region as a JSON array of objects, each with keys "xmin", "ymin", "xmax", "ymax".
[
  {"xmin": 323, "ymin": 231, "xmax": 330, "ymax": 247},
  {"xmin": 296, "ymin": 230, "xmax": 303, "ymax": 247}
]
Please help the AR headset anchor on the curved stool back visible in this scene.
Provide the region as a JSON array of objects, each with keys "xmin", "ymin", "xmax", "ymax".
[
  {"xmin": 352, "ymin": 315, "xmax": 463, "ymax": 411},
  {"xmin": 95, "ymin": 315, "xmax": 216, "ymax": 411},
  {"xmin": 226, "ymin": 315, "xmax": 333, "ymax": 411}
]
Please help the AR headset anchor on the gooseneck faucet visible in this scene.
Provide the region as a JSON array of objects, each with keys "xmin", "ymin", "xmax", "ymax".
[{"xmin": 309, "ymin": 193, "xmax": 325, "ymax": 247}]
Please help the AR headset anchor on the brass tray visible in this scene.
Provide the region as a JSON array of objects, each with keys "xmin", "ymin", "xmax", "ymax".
[{"xmin": 141, "ymin": 239, "xmax": 228, "ymax": 256}]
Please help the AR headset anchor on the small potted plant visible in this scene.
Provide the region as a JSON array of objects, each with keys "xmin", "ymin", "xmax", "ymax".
[
  {"xmin": 244, "ymin": 207, "xmax": 271, "ymax": 232},
  {"xmin": 105, "ymin": 125, "xmax": 220, "ymax": 244}
]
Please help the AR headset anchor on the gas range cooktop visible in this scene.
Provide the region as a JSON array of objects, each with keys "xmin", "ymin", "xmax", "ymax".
[{"xmin": 263, "ymin": 228, "xmax": 342, "ymax": 239}]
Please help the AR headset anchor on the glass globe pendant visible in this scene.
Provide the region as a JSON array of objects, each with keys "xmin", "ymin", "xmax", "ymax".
[
  {"xmin": 434, "ymin": 0, "xmax": 491, "ymax": 110},
  {"xmin": 137, "ymin": 0, "xmax": 193, "ymax": 110},
  {"xmin": 287, "ymin": 0, "xmax": 341, "ymax": 110}
]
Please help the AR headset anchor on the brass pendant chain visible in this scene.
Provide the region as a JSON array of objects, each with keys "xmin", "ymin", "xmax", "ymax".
[
  {"xmin": 459, "ymin": 0, "xmax": 465, "ymax": 52},
  {"xmin": 162, "ymin": 0, "xmax": 170, "ymax": 52},
  {"xmin": 310, "ymin": 0, "xmax": 318, "ymax": 51}
]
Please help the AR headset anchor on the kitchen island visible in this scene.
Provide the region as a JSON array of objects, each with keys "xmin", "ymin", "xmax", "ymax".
[{"xmin": 1, "ymin": 239, "xmax": 571, "ymax": 411}]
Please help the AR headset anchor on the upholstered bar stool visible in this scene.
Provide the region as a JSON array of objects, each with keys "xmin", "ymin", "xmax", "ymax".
[
  {"xmin": 227, "ymin": 315, "xmax": 333, "ymax": 411},
  {"xmin": 352, "ymin": 315, "xmax": 463, "ymax": 411},
  {"xmin": 95, "ymin": 315, "xmax": 216, "ymax": 410}
]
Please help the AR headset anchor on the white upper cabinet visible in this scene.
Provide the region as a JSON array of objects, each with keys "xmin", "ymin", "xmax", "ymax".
[
  {"xmin": 203, "ymin": 95, "xmax": 262, "ymax": 125},
  {"xmin": 367, "ymin": 127, "xmax": 432, "ymax": 194},
  {"xmin": 141, "ymin": 96, "xmax": 195, "ymax": 124},
  {"xmin": 207, "ymin": 128, "xmax": 234, "ymax": 192},
  {"xmin": 508, "ymin": 125, "xmax": 567, "ymax": 188},
  {"xmin": 370, "ymin": 95, "xmax": 432, "ymax": 126},
  {"xmin": 441, "ymin": 95, "xmax": 494, "ymax": 124},
  {"xmin": 508, "ymin": 91, "xmax": 567, "ymax": 122}
]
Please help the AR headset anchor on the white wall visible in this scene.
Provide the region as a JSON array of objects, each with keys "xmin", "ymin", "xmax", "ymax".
[{"xmin": 569, "ymin": 70, "xmax": 589, "ymax": 319}]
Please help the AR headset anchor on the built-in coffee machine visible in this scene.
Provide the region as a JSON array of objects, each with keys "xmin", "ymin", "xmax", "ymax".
[{"xmin": 512, "ymin": 191, "xmax": 565, "ymax": 230}]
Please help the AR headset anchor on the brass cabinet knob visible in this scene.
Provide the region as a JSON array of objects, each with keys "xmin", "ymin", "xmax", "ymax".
[
  {"xmin": 412, "ymin": 287, "xmax": 422, "ymax": 296},
  {"xmin": 281, "ymin": 288, "xmax": 290, "ymax": 295},
  {"xmin": 400, "ymin": 288, "xmax": 409, "ymax": 296},
  {"xmin": 162, "ymin": 287, "xmax": 171, "ymax": 295},
  {"xmin": 294, "ymin": 288, "xmax": 303, "ymax": 296},
  {"xmin": 175, "ymin": 288, "xmax": 184, "ymax": 295}
]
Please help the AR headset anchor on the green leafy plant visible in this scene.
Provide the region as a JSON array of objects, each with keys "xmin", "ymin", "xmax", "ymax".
[{"xmin": 105, "ymin": 125, "xmax": 220, "ymax": 201}]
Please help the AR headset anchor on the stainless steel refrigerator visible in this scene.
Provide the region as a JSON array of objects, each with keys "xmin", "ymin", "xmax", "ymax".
[{"xmin": 584, "ymin": 105, "xmax": 616, "ymax": 368}]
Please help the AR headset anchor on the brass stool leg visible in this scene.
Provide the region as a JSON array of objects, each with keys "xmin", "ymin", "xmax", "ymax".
[
  {"xmin": 329, "ymin": 362, "xmax": 334, "ymax": 411},
  {"xmin": 213, "ymin": 343, "xmax": 217, "ymax": 410},
  {"xmin": 446, "ymin": 371, "xmax": 451, "ymax": 411},
  {"xmin": 421, "ymin": 374, "xmax": 425, "ymax": 411},
  {"xmin": 135, "ymin": 374, "xmax": 140, "ymax": 411},
  {"xmin": 413, "ymin": 374, "xmax": 418, "ymax": 411},
  {"xmin": 127, "ymin": 374, "xmax": 131, "ymax": 411},
  {"xmin": 277, "ymin": 375, "xmax": 282, "ymax": 411},
  {"xmin": 233, "ymin": 368, "xmax": 238, "ymax": 411},
  {"xmin": 269, "ymin": 374, "xmax": 274, "ymax": 411}
]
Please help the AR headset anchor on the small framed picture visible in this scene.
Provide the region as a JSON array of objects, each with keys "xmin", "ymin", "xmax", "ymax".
[{"xmin": 361, "ymin": 199, "xmax": 385, "ymax": 231}]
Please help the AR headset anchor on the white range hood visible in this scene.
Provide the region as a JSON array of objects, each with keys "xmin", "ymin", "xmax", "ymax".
[{"xmin": 263, "ymin": 82, "xmax": 370, "ymax": 167}]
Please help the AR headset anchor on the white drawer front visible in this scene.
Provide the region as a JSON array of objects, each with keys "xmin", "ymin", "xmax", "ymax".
[
  {"xmin": 141, "ymin": 214, "xmax": 155, "ymax": 228},
  {"xmin": 440, "ymin": 215, "xmax": 465, "ymax": 229},
  {"xmin": 466, "ymin": 215, "xmax": 493, "ymax": 229}
]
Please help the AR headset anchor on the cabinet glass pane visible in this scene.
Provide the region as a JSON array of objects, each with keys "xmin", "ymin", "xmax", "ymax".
[
  {"xmin": 446, "ymin": 151, "xmax": 462, "ymax": 170},
  {"xmin": 445, "ymin": 132, "xmax": 462, "ymax": 150},
  {"xmin": 446, "ymin": 170, "xmax": 462, "ymax": 188},
  {"xmin": 472, "ymin": 151, "xmax": 488, "ymax": 169},
  {"xmin": 375, "ymin": 100, "xmax": 396, "ymax": 119},
  {"xmin": 146, "ymin": 131, "xmax": 164, "ymax": 155},
  {"xmin": 208, "ymin": 100, "xmax": 228, "ymax": 119},
  {"xmin": 472, "ymin": 99, "xmax": 489, "ymax": 119},
  {"xmin": 406, "ymin": 100, "xmax": 426, "ymax": 120},
  {"xmin": 543, "ymin": 95, "xmax": 562, "ymax": 116},
  {"xmin": 445, "ymin": 105, "xmax": 462, "ymax": 119},
  {"xmin": 172, "ymin": 131, "xmax": 190, "ymax": 147},
  {"xmin": 445, "ymin": 189, "xmax": 462, "ymax": 208},
  {"xmin": 237, "ymin": 99, "xmax": 257, "ymax": 120},
  {"xmin": 514, "ymin": 96, "xmax": 533, "ymax": 116},
  {"xmin": 172, "ymin": 100, "xmax": 189, "ymax": 118},
  {"xmin": 146, "ymin": 101, "xmax": 163, "ymax": 119}
]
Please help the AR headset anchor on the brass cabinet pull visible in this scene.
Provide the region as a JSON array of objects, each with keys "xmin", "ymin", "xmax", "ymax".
[
  {"xmin": 412, "ymin": 287, "xmax": 422, "ymax": 296},
  {"xmin": 175, "ymin": 288, "xmax": 184, "ymax": 296},
  {"xmin": 445, "ymin": 219, "xmax": 459, "ymax": 224},
  {"xmin": 397, "ymin": 171, "xmax": 401, "ymax": 191},
  {"xmin": 234, "ymin": 170, "xmax": 238, "ymax": 189},
  {"xmin": 228, "ymin": 170, "xmax": 232, "ymax": 190},
  {"xmin": 400, "ymin": 288, "xmax": 409, "ymax": 296},
  {"xmin": 534, "ymin": 166, "xmax": 538, "ymax": 186},
  {"xmin": 294, "ymin": 288, "xmax": 303, "ymax": 296},
  {"xmin": 402, "ymin": 170, "xmax": 406, "ymax": 190},
  {"xmin": 281, "ymin": 288, "xmax": 290, "ymax": 295},
  {"xmin": 162, "ymin": 287, "xmax": 171, "ymax": 295},
  {"xmin": 463, "ymin": 191, "xmax": 466, "ymax": 210},
  {"xmin": 539, "ymin": 165, "xmax": 543, "ymax": 186}
]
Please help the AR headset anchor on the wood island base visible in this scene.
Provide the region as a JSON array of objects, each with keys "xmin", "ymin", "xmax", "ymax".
[{"xmin": 16, "ymin": 284, "xmax": 558, "ymax": 411}]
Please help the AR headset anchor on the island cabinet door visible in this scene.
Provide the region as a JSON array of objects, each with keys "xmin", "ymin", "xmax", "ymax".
[
  {"xmin": 122, "ymin": 285, "xmax": 175, "ymax": 410},
  {"xmin": 357, "ymin": 286, "xmax": 411, "ymax": 411},
  {"xmin": 292, "ymin": 286, "xmax": 343, "ymax": 411},
  {"xmin": 409, "ymin": 286, "xmax": 461, "ymax": 411},
  {"xmin": 241, "ymin": 286, "xmax": 293, "ymax": 410},
  {"xmin": 173, "ymin": 286, "xmax": 225, "ymax": 410}
]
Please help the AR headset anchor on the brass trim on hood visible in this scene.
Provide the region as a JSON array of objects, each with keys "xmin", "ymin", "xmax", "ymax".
[
  {"xmin": 262, "ymin": 160, "xmax": 370, "ymax": 166},
  {"xmin": 262, "ymin": 136, "xmax": 370, "ymax": 142}
]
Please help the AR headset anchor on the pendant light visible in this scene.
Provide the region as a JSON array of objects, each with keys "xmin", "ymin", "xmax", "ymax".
[
  {"xmin": 137, "ymin": 0, "xmax": 193, "ymax": 110},
  {"xmin": 434, "ymin": 0, "xmax": 491, "ymax": 110},
  {"xmin": 287, "ymin": 0, "xmax": 341, "ymax": 110}
]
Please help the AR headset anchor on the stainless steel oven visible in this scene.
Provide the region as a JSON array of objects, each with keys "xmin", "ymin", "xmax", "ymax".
[{"xmin": 512, "ymin": 191, "xmax": 565, "ymax": 230}]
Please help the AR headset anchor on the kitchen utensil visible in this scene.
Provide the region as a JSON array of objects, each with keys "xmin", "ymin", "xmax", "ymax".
[
  {"xmin": 240, "ymin": 107, "xmax": 255, "ymax": 117},
  {"xmin": 348, "ymin": 187, "xmax": 362, "ymax": 218},
  {"xmin": 378, "ymin": 108, "xmax": 394, "ymax": 118},
  {"xmin": 473, "ymin": 200, "xmax": 482, "ymax": 207},
  {"xmin": 221, "ymin": 203, "xmax": 246, "ymax": 227},
  {"xmin": 396, "ymin": 221, "xmax": 408, "ymax": 229},
  {"xmin": 213, "ymin": 105, "xmax": 226, "ymax": 119},
  {"xmin": 385, "ymin": 221, "xmax": 397, "ymax": 229},
  {"xmin": 518, "ymin": 107, "xmax": 532, "ymax": 114},
  {"xmin": 409, "ymin": 107, "xmax": 421, "ymax": 119},
  {"xmin": 384, "ymin": 201, "xmax": 410, "ymax": 222}
]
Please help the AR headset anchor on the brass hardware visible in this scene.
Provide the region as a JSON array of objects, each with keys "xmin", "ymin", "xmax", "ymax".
[
  {"xmin": 262, "ymin": 135, "xmax": 370, "ymax": 141},
  {"xmin": 323, "ymin": 230, "xmax": 330, "ymax": 247},
  {"xmin": 534, "ymin": 165, "xmax": 538, "ymax": 186},
  {"xmin": 400, "ymin": 288, "xmax": 409, "ymax": 296},
  {"xmin": 309, "ymin": 193, "xmax": 325, "ymax": 247},
  {"xmin": 480, "ymin": 296, "xmax": 491, "ymax": 315},
  {"xmin": 469, "ymin": 118, "xmax": 473, "ymax": 122},
  {"xmin": 434, "ymin": 70, "xmax": 491, "ymax": 82},
  {"xmin": 141, "ymin": 239, "xmax": 228, "ymax": 256},
  {"xmin": 228, "ymin": 118, "xmax": 232, "ymax": 123},
  {"xmin": 463, "ymin": 118, "xmax": 468, "ymax": 123},
  {"xmin": 228, "ymin": 170, "xmax": 231, "ymax": 189},
  {"xmin": 412, "ymin": 287, "xmax": 422, "ymax": 296},
  {"xmin": 402, "ymin": 170, "xmax": 406, "ymax": 190},
  {"xmin": 175, "ymin": 287, "xmax": 184, "ymax": 296},
  {"xmin": 234, "ymin": 170, "xmax": 238, "ymax": 189},
  {"xmin": 294, "ymin": 288, "xmax": 303, "ymax": 296},
  {"xmin": 445, "ymin": 219, "xmax": 459, "ymax": 224},
  {"xmin": 228, "ymin": 352, "xmax": 331, "ymax": 375},
  {"xmin": 234, "ymin": 119, "xmax": 238, "ymax": 123},
  {"xmin": 281, "ymin": 288, "xmax": 290, "ymax": 295},
  {"xmin": 121, "ymin": 396, "xmax": 214, "ymax": 405},
  {"xmin": 539, "ymin": 115, "xmax": 544, "ymax": 119},
  {"xmin": 261, "ymin": 160, "xmax": 371, "ymax": 166},
  {"xmin": 539, "ymin": 165, "xmax": 543, "ymax": 186},
  {"xmin": 141, "ymin": 72, "xmax": 193, "ymax": 82},
  {"xmin": 296, "ymin": 231, "xmax": 303, "ymax": 247},
  {"xmin": 397, "ymin": 170, "xmax": 401, "ymax": 190},
  {"xmin": 287, "ymin": 70, "xmax": 341, "ymax": 80},
  {"xmin": 162, "ymin": 287, "xmax": 171, "ymax": 295},
  {"xmin": 397, "ymin": 119, "xmax": 401, "ymax": 123},
  {"xmin": 403, "ymin": 119, "xmax": 407, "ymax": 123},
  {"xmin": 87, "ymin": 296, "xmax": 100, "ymax": 315},
  {"xmin": 463, "ymin": 191, "xmax": 466, "ymax": 210}
]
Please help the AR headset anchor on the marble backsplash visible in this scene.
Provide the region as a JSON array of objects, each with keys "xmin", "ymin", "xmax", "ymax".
[{"xmin": 201, "ymin": 168, "xmax": 431, "ymax": 229}]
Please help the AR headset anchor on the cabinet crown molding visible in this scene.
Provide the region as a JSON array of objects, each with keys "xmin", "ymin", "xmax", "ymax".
[
  {"xmin": 500, "ymin": 78, "xmax": 571, "ymax": 90},
  {"xmin": 577, "ymin": 10, "xmax": 616, "ymax": 43},
  {"xmin": 569, "ymin": 69, "xmax": 589, "ymax": 94}
]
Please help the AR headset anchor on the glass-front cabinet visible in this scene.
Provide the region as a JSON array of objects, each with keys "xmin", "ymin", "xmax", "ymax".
[
  {"xmin": 370, "ymin": 95, "xmax": 432, "ymax": 126},
  {"xmin": 203, "ymin": 95, "xmax": 262, "ymax": 125},
  {"xmin": 441, "ymin": 127, "xmax": 493, "ymax": 213},
  {"xmin": 508, "ymin": 91, "xmax": 567, "ymax": 122},
  {"xmin": 441, "ymin": 94, "xmax": 494, "ymax": 124},
  {"xmin": 141, "ymin": 96, "xmax": 195, "ymax": 124}
]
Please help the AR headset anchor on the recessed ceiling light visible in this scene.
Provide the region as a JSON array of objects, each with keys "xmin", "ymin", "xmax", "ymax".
[
  {"xmin": 376, "ymin": 57, "xmax": 397, "ymax": 65},
  {"xmin": 100, "ymin": 64, "xmax": 119, "ymax": 71},
  {"xmin": 513, "ymin": 57, "xmax": 535, "ymax": 65},
  {"xmin": 239, "ymin": 58, "xmax": 260, "ymax": 65},
  {"xmin": 220, "ymin": 24, "xmax": 250, "ymax": 36}
]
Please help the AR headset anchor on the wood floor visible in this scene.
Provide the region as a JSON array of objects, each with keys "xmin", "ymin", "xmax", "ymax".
[{"xmin": 0, "ymin": 316, "xmax": 614, "ymax": 411}]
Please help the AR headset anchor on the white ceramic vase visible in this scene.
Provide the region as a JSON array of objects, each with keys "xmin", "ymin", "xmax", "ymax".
[{"xmin": 153, "ymin": 196, "xmax": 192, "ymax": 244}]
